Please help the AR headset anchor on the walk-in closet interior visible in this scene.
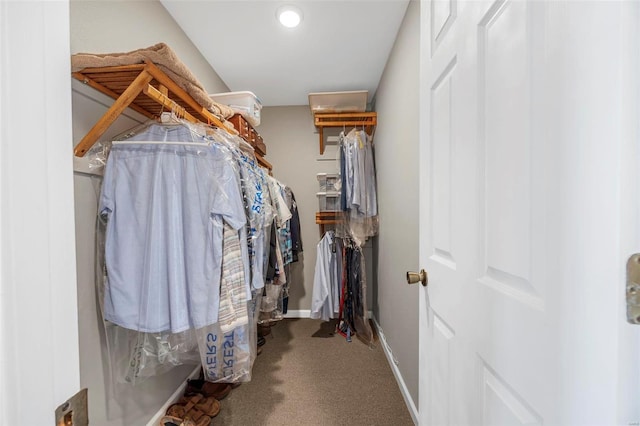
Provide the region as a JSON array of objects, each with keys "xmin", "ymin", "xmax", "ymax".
[
  {"xmin": 4, "ymin": 1, "xmax": 640, "ymax": 425},
  {"xmin": 67, "ymin": 1, "xmax": 420, "ymax": 425}
]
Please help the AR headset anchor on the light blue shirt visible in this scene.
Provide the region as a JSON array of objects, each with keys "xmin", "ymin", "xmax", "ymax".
[
  {"xmin": 343, "ymin": 129, "xmax": 377, "ymax": 217},
  {"xmin": 100, "ymin": 123, "xmax": 246, "ymax": 333},
  {"xmin": 311, "ymin": 231, "xmax": 340, "ymax": 321}
]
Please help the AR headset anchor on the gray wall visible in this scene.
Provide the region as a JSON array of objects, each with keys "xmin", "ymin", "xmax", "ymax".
[
  {"xmin": 70, "ymin": 0, "xmax": 228, "ymax": 92},
  {"xmin": 258, "ymin": 106, "xmax": 375, "ymax": 314},
  {"xmin": 70, "ymin": 1, "xmax": 229, "ymax": 425},
  {"xmin": 372, "ymin": 0, "xmax": 420, "ymax": 408},
  {"xmin": 257, "ymin": 106, "xmax": 330, "ymax": 313}
]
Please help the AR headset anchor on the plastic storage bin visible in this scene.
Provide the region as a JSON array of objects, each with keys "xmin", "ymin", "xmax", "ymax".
[
  {"xmin": 317, "ymin": 173, "xmax": 341, "ymax": 192},
  {"xmin": 308, "ymin": 90, "xmax": 368, "ymax": 113},
  {"xmin": 317, "ymin": 191, "xmax": 341, "ymax": 212},
  {"xmin": 209, "ymin": 91, "xmax": 262, "ymax": 127}
]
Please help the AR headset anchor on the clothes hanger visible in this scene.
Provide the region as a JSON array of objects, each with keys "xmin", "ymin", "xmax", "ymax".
[
  {"xmin": 112, "ymin": 104, "xmax": 211, "ymax": 147},
  {"xmin": 111, "ymin": 119, "xmax": 159, "ymax": 142},
  {"xmin": 105, "ymin": 92, "xmax": 171, "ymax": 144},
  {"xmin": 111, "ymin": 138, "xmax": 210, "ymax": 148},
  {"xmin": 209, "ymin": 126, "xmax": 255, "ymax": 156}
]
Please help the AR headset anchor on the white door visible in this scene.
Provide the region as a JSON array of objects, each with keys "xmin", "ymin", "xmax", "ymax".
[
  {"xmin": 418, "ymin": 1, "xmax": 640, "ymax": 425},
  {"xmin": 0, "ymin": 1, "xmax": 81, "ymax": 425}
]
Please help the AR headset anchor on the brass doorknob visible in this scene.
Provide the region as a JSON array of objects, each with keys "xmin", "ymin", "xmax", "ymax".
[{"xmin": 406, "ymin": 269, "xmax": 428, "ymax": 287}]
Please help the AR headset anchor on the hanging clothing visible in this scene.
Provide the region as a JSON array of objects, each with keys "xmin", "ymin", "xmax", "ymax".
[
  {"xmin": 342, "ymin": 129, "xmax": 377, "ymax": 217},
  {"xmin": 336, "ymin": 241, "xmax": 373, "ymax": 345},
  {"xmin": 339, "ymin": 129, "xmax": 379, "ymax": 246},
  {"xmin": 232, "ymin": 149, "xmax": 274, "ymax": 291},
  {"xmin": 95, "ymin": 120, "xmax": 286, "ymax": 384},
  {"xmin": 275, "ymin": 181, "xmax": 294, "ymax": 266},
  {"xmin": 217, "ymin": 223, "xmax": 249, "ymax": 333},
  {"xmin": 279, "ymin": 220, "xmax": 293, "ymax": 266},
  {"xmin": 266, "ymin": 176, "xmax": 291, "ymax": 286},
  {"xmin": 311, "ymin": 231, "xmax": 341, "ymax": 321},
  {"xmin": 99, "ymin": 123, "xmax": 246, "ymax": 333},
  {"xmin": 266, "ymin": 220, "xmax": 278, "ymax": 282},
  {"xmin": 340, "ymin": 129, "xmax": 378, "ymax": 217},
  {"xmin": 274, "ymin": 233, "xmax": 286, "ymax": 285},
  {"xmin": 288, "ymin": 190, "xmax": 303, "ymax": 262},
  {"xmin": 267, "ymin": 175, "xmax": 292, "ymax": 227},
  {"xmin": 281, "ymin": 186, "xmax": 302, "ymax": 315},
  {"xmin": 259, "ymin": 175, "xmax": 295, "ymax": 323}
]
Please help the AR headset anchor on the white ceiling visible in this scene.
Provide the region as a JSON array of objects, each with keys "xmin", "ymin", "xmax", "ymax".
[{"xmin": 160, "ymin": 0, "xmax": 410, "ymax": 107}]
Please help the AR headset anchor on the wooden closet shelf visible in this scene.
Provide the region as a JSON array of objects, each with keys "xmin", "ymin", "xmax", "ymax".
[
  {"xmin": 316, "ymin": 211, "xmax": 345, "ymax": 234},
  {"xmin": 73, "ymin": 60, "xmax": 273, "ymax": 171},
  {"xmin": 256, "ymin": 155, "xmax": 272, "ymax": 170},
  {"xmin": 315, "ymin": 211, "xmax": 345, "ymax": 224},
  {"xmin": 313, "ymin": 112, "xmax": 377, "ymax": 154}
]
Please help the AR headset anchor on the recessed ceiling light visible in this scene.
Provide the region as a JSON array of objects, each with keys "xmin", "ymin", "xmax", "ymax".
[{"xmin": 277, "ymin": 5, "xmax": 303, "ymax": 29}]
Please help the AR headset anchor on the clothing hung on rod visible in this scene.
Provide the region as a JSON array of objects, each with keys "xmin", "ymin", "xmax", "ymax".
[
  {"xmin": 91, "ymin": 117, "xmax": 295, "ymax": 384},
  {"xmin": 260, "ymin": 177, "xmax": 303, "ymax": 323},
  {"xmin": 282, "ymin": 186, "xmax": 303, "ymax": 313},
  {"xmin": 337, "ymin": 240, "xmax": 372, "ymax": 345},
  {"xmin": 311, "ymin": 230, "xmax": 341, "ymax": 322},
  {"xmin": 337, "ymin": 128, "xmax": 379, "ymax": 247},
  {"xmin": 311, "ymin": 126, "xmax": 377, "ymax": 345},
  {"xmin": 310, "ymin": 231, "xmax": 373, "ymax": 345},
  {"xmin": 341, "ymin": 128, "xmax": 377, "ymax": 217},
  {"xmin": 100, "ymin": 122, "xmax": 247, "ymax": 333}
]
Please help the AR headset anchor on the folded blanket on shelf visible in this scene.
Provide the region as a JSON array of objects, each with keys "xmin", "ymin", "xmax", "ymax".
[{"xmin": 71, "ymin": 42, "xmax": 234, "ymax": 120}]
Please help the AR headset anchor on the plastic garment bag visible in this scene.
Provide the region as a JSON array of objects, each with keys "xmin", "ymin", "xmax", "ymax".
[
  {"xmin": 258, "ymin": 175, "xmax": 296, "ymax": 324},
  {"xmin": 100, "ymin": 122, "xmax": 246, "ymax": 334},
  {"xmin": 197, "ymin": 223, "xmax": 257, "ymax": 383},
  {"xmin": 336, "ymin": 242, "xmax": 373, "ymax": 346},
  {"xmin": 80, "ymin": 139, "xmax": 112, "ymax": 174},
  {"xmin": 195, "ymin": 313, "xmax": 256, "ymax": 383},
  {"xmin": 96, "ymin": 212, "xmax": 201, "ymax": 385},
  {"xmin": 211, "ymin": 127, "xmax": 275, "ymax": 293},
  {"xmin": 94, "ymin": 120, "xmax": 260, "ymax": 385},
  {"xmin": 218, "ymin": 223, "xmax": 249, "ymax": 333},
  {"xmin": 336, "ymin": 129, "xmax": 379, "ymax": 246},
  {"xmin": 323, "ymin": 127, "xmax": 377, "ymax": 346}
]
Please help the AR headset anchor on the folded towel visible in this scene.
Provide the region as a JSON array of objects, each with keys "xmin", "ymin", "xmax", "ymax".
[{"xmin": 71, "ymin": 42, "xmax": 234, "ymax": 120}]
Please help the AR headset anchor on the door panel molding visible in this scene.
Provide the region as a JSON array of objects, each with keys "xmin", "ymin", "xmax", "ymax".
[
  {"xmin": 431, "ymin": 0, "xmax": 457, "ymax": 55},
  {"xmin": 431, "ymin": 313, "xmax": 455, "ymax": 425},
  {"xmin": 430, "ymin": 55, "xmax": 458, "ymax": 270},
  {"xmin": 478, "ymin": 267, "xmax": 544, "ymax": 311},
  {"xmin": 479, "ymin": 358, "xmax": 543, "ymax": 426},
  {"xmin": 478, "ymin": 0, "xmax": 540, "ymax": 308}
]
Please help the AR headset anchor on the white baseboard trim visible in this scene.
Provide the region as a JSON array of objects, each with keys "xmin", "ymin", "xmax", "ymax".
[
  {"xmin": 372, "ymin": 316, "xmax": 418, "ymax": 425},
  {"xmin": 283, "ymin": 309, "xmax": 311, "ymax": 318},
  {"xmin": 146, "ymin": 366, "xmax": 201, "ymax": 426},
  {"xmin": 283, "ymin": 310, "xmax": 375, "ymax": 319}
]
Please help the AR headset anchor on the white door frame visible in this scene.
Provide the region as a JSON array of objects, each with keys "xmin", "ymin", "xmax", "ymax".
[
  {"xmin": 0, "ymin": 1, "xmax": 80, "ymax": 424},
  {"xmin": 617, "ymin": 4, "xmax": 640, "ymax": 421}
]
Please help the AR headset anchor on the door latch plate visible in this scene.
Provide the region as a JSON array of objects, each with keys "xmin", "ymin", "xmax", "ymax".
[
  {"xmin": 626, "ymin": 254, "xmax": 640, "ymax": 324},
  {"xmin": 55, "ymin": 388, "xmax": 88, "ymax": 426}
]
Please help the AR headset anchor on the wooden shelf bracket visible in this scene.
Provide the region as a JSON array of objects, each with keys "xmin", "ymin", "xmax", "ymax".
[
  {"xmin": 72, "ymin": 60, "xmax": 273, "ymax": 171},
  {"xmin": 315, "ymin": 211, "xmax": 346, "ymax": 234},
  {"xmin": 313, "ymin": 112, "xmax": 377, "ymax": 154}
]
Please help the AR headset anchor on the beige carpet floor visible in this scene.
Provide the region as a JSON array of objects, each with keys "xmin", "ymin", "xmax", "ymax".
[{"xmin": 214, "ymin": 318, "xmax": 414, "ymax": 425}]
